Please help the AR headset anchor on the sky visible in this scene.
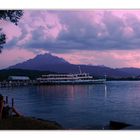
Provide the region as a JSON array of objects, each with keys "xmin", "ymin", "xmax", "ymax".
[{"xmin": 1, "ymin": 10, "xmax": 140, "ymax": 69}]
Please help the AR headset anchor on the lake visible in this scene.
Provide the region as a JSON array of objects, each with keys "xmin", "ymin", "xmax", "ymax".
[{"xmin": 1, "ymin": 81, "xmax": 140, "ymax": 129}]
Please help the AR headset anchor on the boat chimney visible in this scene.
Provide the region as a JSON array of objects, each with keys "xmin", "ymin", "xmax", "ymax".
[{"xmin": 104, "ymin": 74, "xmax": 107, "ymax": 80}]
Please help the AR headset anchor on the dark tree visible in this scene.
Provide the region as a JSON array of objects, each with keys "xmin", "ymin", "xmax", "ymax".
[{"xmin": 0, "ymin": 10, "xmax": 23, "ymax": 53}]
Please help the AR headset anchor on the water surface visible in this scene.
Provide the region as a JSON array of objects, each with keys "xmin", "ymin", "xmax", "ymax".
[{"xmin": 1, "ymin": 81, "xmax": 140, "ymax": 129}]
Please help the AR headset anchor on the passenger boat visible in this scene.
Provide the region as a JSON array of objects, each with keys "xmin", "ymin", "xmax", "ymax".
[{"xmin": 36, "ymin": 73, "xmax": 106, "ymax": 85}]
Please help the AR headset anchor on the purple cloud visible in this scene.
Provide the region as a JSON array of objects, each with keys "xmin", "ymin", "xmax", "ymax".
[{"xmin": 2, "ymin": 10, "xmax": 140, "ymax": 53}]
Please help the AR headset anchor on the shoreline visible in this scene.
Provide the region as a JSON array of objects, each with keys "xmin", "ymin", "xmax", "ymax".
[
  {"xmin": 0, "ymin": 116, "xmax": 140, "ymax": 130},
  {"xmin": 0, "ymin": 116, "xmax": 63, "ymax": 130}
]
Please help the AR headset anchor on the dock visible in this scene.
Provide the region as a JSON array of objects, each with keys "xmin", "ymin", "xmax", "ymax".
[{"xmin": 0, "ymin": 80, "xmax": 37, "ymax": 88}]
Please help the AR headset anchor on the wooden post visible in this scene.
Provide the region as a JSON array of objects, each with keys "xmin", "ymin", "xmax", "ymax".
[
  {"xmin": 12, "ymin": 98, "xmax": 14, "ymax": 108},
  {"xmin": 6, "ymin": 96, "xmax": 8, "ymax": 104}
]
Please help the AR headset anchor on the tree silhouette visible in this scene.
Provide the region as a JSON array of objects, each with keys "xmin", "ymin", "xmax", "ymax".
[{"xmin": 0, "ymin": 10, "xmax": 23, "ymax": 53}]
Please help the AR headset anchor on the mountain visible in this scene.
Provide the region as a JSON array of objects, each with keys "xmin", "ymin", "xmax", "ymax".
[
  {"xmin": 8, "ymin": 53, "xmax": 140, "ymax": 78},
  {"xmin": 116, "ymin": 67, "xmax": 140, "ymax": 76},
  {"xmin": 9, "ymin": 53, "xmax": 70, "ymax": 71}
]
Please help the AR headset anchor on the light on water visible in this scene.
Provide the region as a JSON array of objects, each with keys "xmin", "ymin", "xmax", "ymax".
[{"xmin": 1, "ymin": 81, "xmax": 140, "ymax": 129}]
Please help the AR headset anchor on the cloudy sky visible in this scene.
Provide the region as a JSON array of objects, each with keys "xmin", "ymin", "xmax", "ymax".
[{"xmin": 1, "ymin": 10, "xmax": 140, "ymax": 69}]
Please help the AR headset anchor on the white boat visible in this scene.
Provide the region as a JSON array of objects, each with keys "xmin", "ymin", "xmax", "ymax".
[{"xmin": 36, "ymin": 73, "xmax": 106, "ymax": 85}]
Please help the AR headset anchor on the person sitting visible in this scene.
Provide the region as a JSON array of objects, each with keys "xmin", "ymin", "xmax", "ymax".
[{"xmin": 0, "ymin": 94, "xmax": 21, "ymax": 119}]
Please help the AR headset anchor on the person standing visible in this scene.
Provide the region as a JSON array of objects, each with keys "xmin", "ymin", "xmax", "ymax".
[{"xmin": 0, "ymin": 94, "xmax": 4, "ymax": 120}]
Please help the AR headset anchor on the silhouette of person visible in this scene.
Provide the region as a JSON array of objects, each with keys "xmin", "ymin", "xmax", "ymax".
[{"xmin": 0, "ymin": 94, "xmax": 4, "ymax": 119}]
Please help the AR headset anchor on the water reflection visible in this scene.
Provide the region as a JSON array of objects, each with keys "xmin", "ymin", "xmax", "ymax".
[
  {"xmin": 104, "ymin": 84, "xmax": 107, "ymax": 99},
  {"xmin": 36, "ymin": 85, "xmax": 95, "ymax": 98}
]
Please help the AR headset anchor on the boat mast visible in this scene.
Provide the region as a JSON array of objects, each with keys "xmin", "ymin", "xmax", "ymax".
[{"xmin": 79, "ymin": 66, "xmax": 82, "ymax": 74}]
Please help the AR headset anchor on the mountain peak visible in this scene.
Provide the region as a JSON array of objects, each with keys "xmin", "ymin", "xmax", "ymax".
[{"xmin": 33, "ymin": 53, "xmax": 70, "ymax": 64}]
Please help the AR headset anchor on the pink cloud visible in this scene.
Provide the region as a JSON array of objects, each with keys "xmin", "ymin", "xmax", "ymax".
[
  {"xmin": 111, "ymin": 10, "xmax": 140, "ymax": 19},
  {"xmin": 122, "ymin": 26, "xmax": 134, "ymax": 38},
  {"xmin": 0, "ymin": 20, "xmax": 22, "ymax": 42},
  {"xmin": 0, "ymin": 47, "xmax": 35, "ymax": 69},
  {"xmin": 56, "ymin": 50, "xmax": 140, "ymax": 68},
  {"xmin": 19, "ymin": 11, "xmax": 62, "ymax": 40}
]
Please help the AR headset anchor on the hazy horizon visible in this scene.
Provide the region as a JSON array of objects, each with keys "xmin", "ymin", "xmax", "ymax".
[
  {"xmin": 1, "ymin": 52, "xmax": 140, "ymax": 70},
  {"xmin": 1, "ymin": 10, "xmax": 140, "ymax": 69}
]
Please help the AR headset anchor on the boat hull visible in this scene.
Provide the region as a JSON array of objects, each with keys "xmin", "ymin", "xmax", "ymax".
[{"xmin": 37, "ymin": 79, "xmax": 106, "ymax": 85}]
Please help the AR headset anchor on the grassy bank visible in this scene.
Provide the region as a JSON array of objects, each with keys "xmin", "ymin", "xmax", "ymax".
[{"xmin": 0, "ymin": 116, "xmax": 63, "ymax": 130}]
